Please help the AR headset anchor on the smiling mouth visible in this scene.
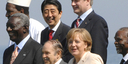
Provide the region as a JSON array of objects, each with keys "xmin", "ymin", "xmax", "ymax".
[{"xmin": 8, "ymin": 33, "xmax": 14, "ymax": 36}]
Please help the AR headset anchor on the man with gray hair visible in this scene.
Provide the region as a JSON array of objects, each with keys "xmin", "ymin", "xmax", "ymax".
[
  {"xmin": 3, "ymin": 13, "xmax": 43, "ymax": 64},
  {"xmin": 42, "ymin": 40, "xmax": 67, "ymax": 64},
  {"xmin": 6, "ymin": 0, "xmax": 45, "ymax": 46},
  {"xmin": 114, "ymin": 27, "xmax": 128, "ymax": 64}
]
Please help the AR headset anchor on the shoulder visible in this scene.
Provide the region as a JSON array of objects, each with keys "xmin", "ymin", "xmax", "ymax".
[
  {"xmin": 29, "ymin": 18, "xmax": 45, "ymax": 30},
  {"xmin": 60, "ymin": 22, "xmax": 70, "ymax": 31},
  {"xmin": 28, "ymin": 38, "xmax": 42, "ymax": 49},
  {"xmin": 87, "ymin": 52, "xmax": 104, "ymax": 64},
  {"xmin": 90, "ymin": 11, "xmax": 107, "ymax": 24},
  {"xmin": 68, "ymin": 58, "xmax": 74, "ymax": 64}
]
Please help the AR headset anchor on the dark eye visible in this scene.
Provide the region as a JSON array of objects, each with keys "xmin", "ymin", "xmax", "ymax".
[
  {"xmin": 116, "ymin": 38, "xmax": 122, "ymax": 42},
  {"xmin": 68, "ymin": 40, "xmax": 73, "ymax": 44},
  {"xmin": 75, "ymin": 40, "xmax": 79, "ymax": 43}
]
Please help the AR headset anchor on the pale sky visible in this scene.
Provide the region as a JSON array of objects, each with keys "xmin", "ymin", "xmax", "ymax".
[{"xmin": 0, "ymin": 0, "xmax": 128, "ymax": 64}]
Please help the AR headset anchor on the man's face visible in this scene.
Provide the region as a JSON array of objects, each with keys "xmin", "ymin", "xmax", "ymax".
[
  {"xmin": 71, "ymin": 0, "xmax": 90, "ymax": 16},
  {"xmin": 6, "ymin": 3, "xmax": 20, "ymax": 19},
  {"xmin": 6, "ymin": 16, "xmax": 24, "ymax": 43},
  {"xmin": 42, "ymin": 42, "xmax": 58, "ymax": 64},
  {"xmin": 114, "ymin": 30, "xmax": 128, "ymax": 54},
  {"xmin": 42, "ymin": 4, "xmax": 62, "ymax": 29}
]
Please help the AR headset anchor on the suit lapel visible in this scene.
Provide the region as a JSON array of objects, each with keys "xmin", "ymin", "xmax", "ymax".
[
  {"xmin": 52, "ymin": 22, "xmax": 63, "ymax": 41},
  {"xmin": 5, "ymin": 45, "xmax": 14, "ymax": 64},
  {"xmin": 13, "ymin": 38, "xmax": 32, "ymax": 64},
  {"xmin": 79, "ymin": 11, "xmax": 95, "ymax": 28},
  {"xmin": 44, "ymin": 27, "xmax": 49, "ymax": 41}
]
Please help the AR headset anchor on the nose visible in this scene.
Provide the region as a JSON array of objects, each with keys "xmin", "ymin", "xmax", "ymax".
[
  {"xmin": 42, "ymin": 53, "xmax": 46, "ymax": 58},
  {"xmin": 6, "ymin": 27, "xmax": 12, "ymax": 31},
  {"xmin": 72, "ymin": 1, "xmax": 76, "ymax": 6},
  {"xmin": 71, "ymin": 41, "xmax": 76, "ymax": 46},
  {"xmin": 48, "ymin": 11, "xmax": 52, "ymax": 17},
  {"xmin": 5, "ymin": 12, "xmax": 8, "ymax": 17}
]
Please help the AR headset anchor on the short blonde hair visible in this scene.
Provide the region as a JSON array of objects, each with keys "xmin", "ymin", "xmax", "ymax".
[{"xmin": 66, "ymin": 28, "xmax": 92, "ymax": 51}]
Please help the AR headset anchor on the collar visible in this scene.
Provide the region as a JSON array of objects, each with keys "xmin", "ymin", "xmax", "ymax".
[
  {"xmin": 14, "ymin": 34, "xmax": 30, "ymax": 50},
  {"xmin": 49, "ymin": 20, "xmax": 61, "ymax": 32},
  {"xmin": 55, "ymin": 58, "xmax": 62, "ymax": 64},
  {"xmin": 123, "ymin": 53, "xmax": 128, "ymax": 61},
  {"xmin": 77, "ymin": 51, "xmax": 89, "ymax": 64},
  {"xmin": 79, "ymin": 8, "xmax": 93, "ymax": 21}
]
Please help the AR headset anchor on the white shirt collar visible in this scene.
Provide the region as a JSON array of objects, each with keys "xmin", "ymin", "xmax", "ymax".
[
  {"xmin": 79, "ymin": 8, "xmax": 93, "ymax": 21},
  {"xmin": 14, "ymin": 34, "xmax": 30, "ymax": 52},
  {"xmin": 48, "ymin": 20, "xmax": 61, "ymax": 36},
  {"xmin": 55, "ymin": 58, "xmax": 62, "ymax": 64},
  {"xmin": 49, "ymin": 20, "xmax": 61, "ymax": 31},
  {"xmin": 123, "ymin": 53, "xmax": 128, "ymax": 61}
]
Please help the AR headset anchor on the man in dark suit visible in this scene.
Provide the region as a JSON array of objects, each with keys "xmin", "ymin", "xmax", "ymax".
[
  {"xmin": 42, "ymin": 40, "xmax": 67, "ymax": 64},
  {"xmin": 3, "ymin": 13, "xmax": 43, "ymax": 64},
  {"xmin": 114, "ymin": 27, "xmax": 128, "ymax": 64},
  {"xmin": 71, "ymin": 0, "xmax": 108, "ymax": 64},
  {"xmin": 41, "ymin": 0, "xmax": 72, "ymax": 63}
]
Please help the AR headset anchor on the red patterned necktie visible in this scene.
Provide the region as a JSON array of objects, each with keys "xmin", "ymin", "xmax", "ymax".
[
  {"xmin": 76, "ymin": 18, "xmax": 81, "ymax": 28},
  {"xmin": 10, "ymin": 46, "xmax": 18, "ymax": 64},
  {"xmin": 49, "ymin": 30, "xmax": 54, "ymax": 40}
]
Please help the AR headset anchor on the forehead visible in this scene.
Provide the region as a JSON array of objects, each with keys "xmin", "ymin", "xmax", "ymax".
[
  {"xmin": 7, "ymin": 17, "xmax": 21, "ymax": 24},
  {"xmin": 42, "ymin": 42, "xmax": 55, "ymax": 52},
  {"xmin": 70, "ymin": 33, "xmax": 82, "ymax": 40},
  {"xmin": 6, "ymin": 3, "xmax": 16, "ymax": 10},
  {"xmin": 115, "ymin": 31, "xmax": 127, "ymax": 38}
]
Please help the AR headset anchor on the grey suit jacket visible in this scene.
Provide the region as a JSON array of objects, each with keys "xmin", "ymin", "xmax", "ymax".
[
  {"xmin": 3, "ymin": 37, "xmax": 43, "ymax": 64},
  {"xmin": 71, "ymin": 10, "xmax": 108, "ymax": 64},
  {"xmin": 60, "ymin": 59, "xmax": 67, "ymax": 64},
  {"xmin": 68, "ymin": 51, "xmax": 103, "ymax": 64}
]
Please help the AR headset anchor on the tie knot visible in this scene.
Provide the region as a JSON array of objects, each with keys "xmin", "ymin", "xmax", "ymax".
[
  {"xmin": 49, "ymin": 30, "xmax": 54, "ymax": 40},
  {"xmin": 49, "ymin": 30, "xmax": 54, "ymax": 33},
  {"xmin": 77, "ymin": 18, "xmax": 81, "ymax": 22},
  {"xmin": 75, "ymin": 18, "xmax": 81, "ymax": 28}
]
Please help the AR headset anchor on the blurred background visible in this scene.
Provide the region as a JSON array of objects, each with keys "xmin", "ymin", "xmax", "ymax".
[{"xmin": 1, "ymin": 0, "xmax": 128, "ymax": 64}]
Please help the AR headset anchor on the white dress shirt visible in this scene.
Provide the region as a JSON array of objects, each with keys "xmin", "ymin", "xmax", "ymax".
[
  {"xmin": 48, "ymin": 20, "xmax": 61, "ymax": 37},
  {"xmin": 8, "ymin": 18, "xmax": 45, "ymax": 46},
  {"xmin": 14, "ymin": 34, "xmax": 30, "ymax": 53},
  {"xmin": 55, "ymin": 58, "xmax": 62, "ymax": 64}
]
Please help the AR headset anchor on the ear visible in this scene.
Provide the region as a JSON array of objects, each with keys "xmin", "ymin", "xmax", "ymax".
[
  {"xmin": 20, "ymin": 8, "xmax": 25, "ymax": 13},
  {"xmin": 59, "ymin": 11, "xmax": 62, "ymax": 19},
  {"xmin": 23, "ymin": 26, "xmax": 29, "ymax": 34},
  {"xmin": 57, "ymin": 51, "xmax": 61, "ymax": 59},
  {"xmin": 84, "ymin": 42, "xmax": 88, "ymax": 51}
]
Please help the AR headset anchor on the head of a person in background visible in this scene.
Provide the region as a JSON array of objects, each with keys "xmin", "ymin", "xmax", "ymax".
[
  {"xmin": 114, "ymin": 27, "xmax": 128, "ymax": 57},
  {"xmin": 6, "ymin": 13, "xmax": 29, "ymax": 45},
  {"xmin": 41, "ymin": 0, "xmax": 62, "ymax": 29},
  {"xmin": 6, "ymin": 0, "xmax": 31, "ymax": 19},
  {"xmin": 71, "ymin": 0, "xmax": 93, "ymax": 16},
  {"xmin": 66, "ymin": 28, "xmax": 92, "ymax": 61},
  {"xmin": 42, "ymin": 40, "xmax": 63, "ymax": 64}
]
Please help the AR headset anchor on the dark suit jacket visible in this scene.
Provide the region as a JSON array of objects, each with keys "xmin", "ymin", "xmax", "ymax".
[
  {"xmin": 120, "ymin": 59, "xmax": 128, "ymax": 64},
  {"xmin": 41, "ymin": 22, "xmax": 72, "ymax": 63},
  {"xmin": 71, "ymin": 11, "xmax": 108, "ymax": 64},
  {"xmin": 3, "ymin": 37, "xmax": 43, "ymax": 64}
]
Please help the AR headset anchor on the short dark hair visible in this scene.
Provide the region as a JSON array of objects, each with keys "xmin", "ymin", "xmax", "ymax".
[
  {"xmin": 41, "ymin": 0, "xmax": 62, "ymax": 13},
  {"xmin": 15, "ymin": 5, "xmax": 29, "ymax": 15}
]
